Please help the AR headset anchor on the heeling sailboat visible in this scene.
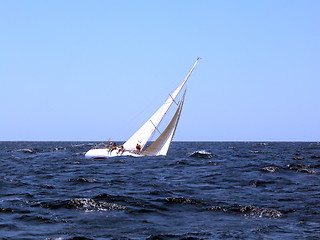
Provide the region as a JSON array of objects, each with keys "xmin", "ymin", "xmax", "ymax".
[{"xmin": 85, "ymin": 58, "xmax": 199, "ymax": 159}]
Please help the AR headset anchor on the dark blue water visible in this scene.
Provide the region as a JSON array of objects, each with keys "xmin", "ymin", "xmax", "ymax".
[{"xmin": 0, "ymin": 142, "xmax": 319, "ymax": 240}]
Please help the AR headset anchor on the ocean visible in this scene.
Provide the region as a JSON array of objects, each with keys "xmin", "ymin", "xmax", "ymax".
[{"xmin": 0, "ymin": 141, "xmax": 319, "ymax": 240}]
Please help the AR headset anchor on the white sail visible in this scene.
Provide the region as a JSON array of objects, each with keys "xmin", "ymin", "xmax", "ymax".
[
  {"xmin": 142, "ymin": 89, "xmax": 186, "ymax": 156},
  {"xmin": 123, "ymin": 58, "xmax": 199, "ymax": 151}
]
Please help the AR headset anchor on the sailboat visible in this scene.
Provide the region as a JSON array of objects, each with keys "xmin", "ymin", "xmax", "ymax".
[{"xmin": 85, "ymin": 58, "xmax": 200, "ymax": 159}]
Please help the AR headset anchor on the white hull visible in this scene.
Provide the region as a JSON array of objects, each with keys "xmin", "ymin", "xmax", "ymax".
[{"xmin": 85, "ymin": 148, "xmax": 142, "ymax": 159}]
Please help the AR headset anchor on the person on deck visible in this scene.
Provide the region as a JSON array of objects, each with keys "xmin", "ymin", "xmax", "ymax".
[
  {"xmin": 118, "ymin": 145, "xmax": 125, "ymax": 155},
  {"xmin": 136, "ymin": 143, "xmax": 142, "ymax": 152},
  {"xmin": 109, "ymin": 142, "xmax": 117, "ymax": 153}
]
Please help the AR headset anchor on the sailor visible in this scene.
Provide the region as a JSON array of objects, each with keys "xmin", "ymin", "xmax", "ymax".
[
  {"xmin": 118, "ymin": 145, "xmax": 125, "ymax": 155},
  {"xmin": 111, "ymin": 142, "xmax": 117, "ymax": 151},
  {"xmin": 109, "ymin": 142, "xmax": 117, "ymax": 153},
  {"xmin": 136, "ymin": 143, "xmax": 142, "ymax": 152}
]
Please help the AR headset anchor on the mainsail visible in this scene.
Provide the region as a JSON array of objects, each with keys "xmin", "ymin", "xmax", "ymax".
[
  {"xmin": 123, "ymin": 58, "xmax": 199, "ymax": 151},
  {"xmin": 142, "ymin": 89, "xmax": 186, "ymax": 156}
]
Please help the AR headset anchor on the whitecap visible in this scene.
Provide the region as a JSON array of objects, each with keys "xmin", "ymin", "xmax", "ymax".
[{"xmin": 187, "ymin": 150, "xmax": 214, "ymax": 158}]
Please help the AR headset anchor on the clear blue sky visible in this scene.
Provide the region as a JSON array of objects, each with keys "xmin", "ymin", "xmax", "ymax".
[{"xmin": 1, "ymin": 1, "xmax": 319, "ymax": 141}]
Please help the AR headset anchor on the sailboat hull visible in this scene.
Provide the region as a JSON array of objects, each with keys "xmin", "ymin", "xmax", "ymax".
[{"xmin": 84, "ymin": 148, "xmax": 141, "ymax": 159}]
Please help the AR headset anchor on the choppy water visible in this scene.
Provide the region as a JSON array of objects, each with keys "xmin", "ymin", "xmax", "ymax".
[{"xmin": 0, "ymin": 141, "xmax": 319, "ymax": 240}]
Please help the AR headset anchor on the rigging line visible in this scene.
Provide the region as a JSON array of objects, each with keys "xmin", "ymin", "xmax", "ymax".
[
  {"xmin": 169, "ymin": 94, "xmax": 179, "ymax": 106},
  {"xmin": 149, "ymin": 120, "xmax": 162, "ymax": 134}
]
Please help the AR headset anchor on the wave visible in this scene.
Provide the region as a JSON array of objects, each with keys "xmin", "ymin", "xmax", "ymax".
[
  {"xmin": 162, "ymin": 197, "xmax": 283, "ymax": 219},
  {"xmin": 69, "ymin": 178, "xmax": 98, "ymax": 183},
  {"xmin": 12, "ymin": 146, "xmax": 66, "ymax": 154},
  {"xmin": 261, "ymin": 164, "xmax": 317, "ymax": 174},
  {"xmin": 13, "ymin": 148, "xmax": 35, "ymax": 154},
  {"xmin": 207, "ymin": 204, "xmax": 282, "ymax": 219},
  {"xmin": 53, "ymin": 147, "xmax": 67, "ymax": 151},
  {"xmin": 164, "ymin": 197, "xmax": 202, "ymax": 205},
  {"xmin": 32, "ymin": 198, "xmax": 126, "ymax": 212},
  {"xmin": 286, "ymin": 164, "xmax": 317, "ymax": 174},
  {"xmin": 250, "ymin": 150, "xmax": 268, "ymax": 154},
  {"xmin": 93, "ymin": 193, "xmax": 166, "ymax": 213},
  {"xmin": 187, "ymin": 150, "xmax": 214, "ymax": 158},
  {"xmin": 69, "ymin": 198, "xmax": 126, "ymax": 212},
  {"xmin": 261, "ymin": 166, "xmax": 279, "ymax": 173}
]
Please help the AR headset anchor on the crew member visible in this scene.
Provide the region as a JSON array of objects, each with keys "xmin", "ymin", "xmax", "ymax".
[
  {"xmin": 109, "ymin": 142, "xmax": 117, "ymax": 153},
  {"xmin": 136, "ymin": 143, "xmax": 142, "ymax": 151},
  {"xmin": 118, "ymin": 145, "xmax": 125, "ymax": 155}
]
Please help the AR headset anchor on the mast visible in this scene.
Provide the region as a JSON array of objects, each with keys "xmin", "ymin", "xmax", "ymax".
[{"xmin": 123, "ymin": 58, "xmax": 200, "ymax": 151}]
